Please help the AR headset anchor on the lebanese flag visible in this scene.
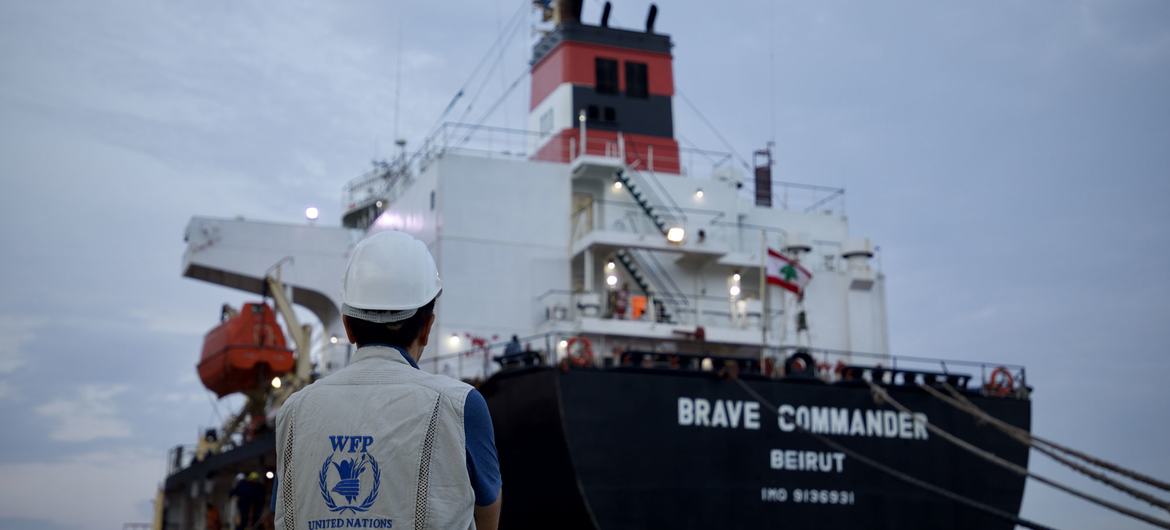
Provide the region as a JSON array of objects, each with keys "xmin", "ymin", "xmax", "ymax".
[{"xmin": 766, "ymin": 248, "xmax": 813, "ymax": 295}]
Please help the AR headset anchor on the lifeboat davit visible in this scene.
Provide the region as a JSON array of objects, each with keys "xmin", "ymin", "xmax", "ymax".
[{"xmin": 198, "ymin": 302, "xmax": 295, "ymax": 397}]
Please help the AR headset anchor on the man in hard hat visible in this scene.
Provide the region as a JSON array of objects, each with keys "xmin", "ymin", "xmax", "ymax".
[{"xmin": 274, "ymin": 231, "xmax": 501, "ymax": 530}]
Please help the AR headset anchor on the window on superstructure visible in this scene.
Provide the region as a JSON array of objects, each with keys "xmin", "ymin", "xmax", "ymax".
[
  {"xmin": 625, "ymin": 61, "xmax": 648, "ymax": 98},
  {"xmin": 595, "ymin": 58, "xmax": 619, "ymax": 95}
]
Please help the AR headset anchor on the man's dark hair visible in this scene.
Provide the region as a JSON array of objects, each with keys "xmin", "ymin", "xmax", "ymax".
[{"xmin": 345, "ymin": 298, "xmax": 437, "ymax": 349}]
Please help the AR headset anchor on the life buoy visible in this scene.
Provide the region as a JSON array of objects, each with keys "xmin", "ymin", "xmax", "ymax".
[
  {"xmin": 566, "ymin": 336, "xmax": 594, "ymax": 368},
  {"xmin": 784, "ymin": 351, "xmax": 817, "ymax": 378},
  {"xmin": 987, "ymin": 366, "xmax": 1014, "ymax": 396}
]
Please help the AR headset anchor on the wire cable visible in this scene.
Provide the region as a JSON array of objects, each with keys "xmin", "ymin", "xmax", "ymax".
[
  {"xmin": 429, "ymin": 0, "xmax": 528, "ymax": 132},
  {"xmin": 731, "ymin": 377, "xmax": 1057, "ymax": 530},
  {"xmin": 865, "ymin": 381, "xmax": 1170, "ymax": 529},
  {"xmin": 676, "ymin": 89, "xmax": 753, "ymax": 172},
  {"xmin": 451, "ymin": 2, "xmax": 528, "ymax": 126}
]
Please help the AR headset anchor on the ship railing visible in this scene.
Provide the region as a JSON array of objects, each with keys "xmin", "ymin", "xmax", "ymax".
[
  {"xmin": 420, "ymin": 328, "xmax": 1028, "ymax": 399},
  {"xmin": 535, "ymin": 289, "xmax": 784, "ymax": 333},
  {"xmin": 573, "ymin": 198, "xmax": 730, "ymax": 247},
  {"xmin": 762, "ymin": 345, "xmax": 1029, "ymax": 395},
  {"xmin": 342, "ymin": 157, "xmax": 414, "ymax": 212},
  {"xmin": 420, "ymin": 331, "xmax": 561, "ymax": 382},
  {"xmin": 166, "ymin": 444, "xmax": 197, "ymax": 476},
  {"xmin": 561, "ymin": 128, "xmax": 744, "ymax": 181},
  {"xmin": 571, "ymin": 199, "xmax": 848, "ymax": 267},
  {"xmin": 757, "ymin": 181, "xmax": 846, "ymax": 216},
  {"xmin": 414, "ymin": 122, "xmax": 747, "ymax": 182},
  {"xmin": 342, "ymin": 122, "xmax": 843, "ymax": 219}
]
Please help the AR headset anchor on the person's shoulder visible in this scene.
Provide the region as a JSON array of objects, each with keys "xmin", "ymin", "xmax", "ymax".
[
  {"xmin": 415, "ymin": 371, "xmax": 474, "ymax": 404},
  {"xmin": 463, "ymin": 387, "xmax": 490, "ymax": 416}
]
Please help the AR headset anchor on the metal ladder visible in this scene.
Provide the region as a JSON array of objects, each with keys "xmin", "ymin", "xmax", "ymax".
[{"xmin": 614, "ymin": 249, "xmax": 675, "ymax": 323}]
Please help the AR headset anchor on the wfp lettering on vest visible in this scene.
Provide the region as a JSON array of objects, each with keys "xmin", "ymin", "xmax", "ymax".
[
  {"xmin": 330, "ymin": 435, "xmax": 375, "ymax": 453},
  {"xmin": 676, "ymin": 396, "xmax": 929, "ymax": 440}
]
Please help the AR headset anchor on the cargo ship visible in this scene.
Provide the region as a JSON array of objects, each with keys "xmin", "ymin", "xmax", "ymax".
[{"xmin": 157, "ymin": 2, "xmax": 1032, "ymax": 528}]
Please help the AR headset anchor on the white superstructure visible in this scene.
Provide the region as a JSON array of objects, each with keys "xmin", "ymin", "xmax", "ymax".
[{"xmin": 180, "ymin": 5, "xmax": 890, "ymax": 380}]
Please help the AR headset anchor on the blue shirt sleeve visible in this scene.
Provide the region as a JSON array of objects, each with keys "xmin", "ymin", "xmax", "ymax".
[{"xmin": 464, "ymin": 388, "xmax": 501, "ymax": 506}]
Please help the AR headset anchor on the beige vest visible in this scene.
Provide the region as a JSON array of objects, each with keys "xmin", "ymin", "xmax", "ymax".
[{"xmin": 275, "ymin": 346, "xmax": 475, "ymax": 530}]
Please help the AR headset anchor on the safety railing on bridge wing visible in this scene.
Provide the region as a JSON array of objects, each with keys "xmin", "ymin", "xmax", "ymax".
[
  {"xmin": 768, "ymin": 181, "xmax": 846, "ymax": 216},
  {"xmin": 535, "ymin": 289, "xmax": 784, "ymax": 331},
  {"xmin": 343, "ymin": 122, "xmax": 840, "ymax": 215}
]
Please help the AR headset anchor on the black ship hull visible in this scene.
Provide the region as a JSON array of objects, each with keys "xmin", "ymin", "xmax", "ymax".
[{"xmin": 481, "ymin": 367, "xmax": 1031, "ymax": 530}]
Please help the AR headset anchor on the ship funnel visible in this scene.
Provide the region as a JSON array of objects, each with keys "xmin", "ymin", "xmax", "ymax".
[
  {"xmin": 601, "ymin": 1, "xmax": 612, "ymax": 27},
  {"xmin": 554, "ymin": 0, "xmax": 583, "ymax": 25},
  {"xmin": 646, "ymin": 4, "xmax": 658, "ymax": 33}
]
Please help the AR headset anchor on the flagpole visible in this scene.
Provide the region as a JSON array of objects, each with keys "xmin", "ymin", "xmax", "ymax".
[{"xmin": 759, "ymin": 230, "xmax": 767, "ymax": 368}]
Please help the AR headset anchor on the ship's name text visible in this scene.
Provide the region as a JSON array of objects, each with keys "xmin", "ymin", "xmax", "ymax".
[
  {"xmin": 677, "ymin": 397, "xmax": 761, "ymax": 429},
  {"xmin": 678, "ymin": 397, "xmax": 929, "ymax": 440}
]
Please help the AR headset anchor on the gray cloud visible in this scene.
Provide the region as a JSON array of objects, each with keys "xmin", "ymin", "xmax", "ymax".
[
  {"xmin": 35, "ymin": 384, "xmax": 132, "ymax": 442},
  {"xmin": 1, "ymin": 0, "xmax": 1168, "ymax": 528}
]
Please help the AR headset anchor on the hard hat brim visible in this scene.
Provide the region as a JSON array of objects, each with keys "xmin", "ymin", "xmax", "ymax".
[{"xmin": 341, "ymin": 303, "xmax": 418, "ymax": 324}]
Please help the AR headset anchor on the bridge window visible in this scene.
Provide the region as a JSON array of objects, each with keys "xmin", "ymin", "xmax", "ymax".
[
  {"xmin": 595, "ymin": 57, "xmax": 619, "ymax": 94},
  {"xmin": 625, "ymin": 61, "xmax": 648, "ymax": 98}
]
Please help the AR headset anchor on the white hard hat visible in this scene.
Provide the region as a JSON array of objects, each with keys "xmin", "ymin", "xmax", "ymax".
[{"xmin": 341, "ymin": 231, "xmax": 441, "ymax": 323}]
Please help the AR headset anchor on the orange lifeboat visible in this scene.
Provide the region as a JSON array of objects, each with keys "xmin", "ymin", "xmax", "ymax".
[{"xmin": 198, "ymin": 302, "xmax": 295, "ymax": 397}]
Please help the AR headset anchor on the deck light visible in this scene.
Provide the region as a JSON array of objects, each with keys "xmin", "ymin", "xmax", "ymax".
[
  {"xmin": 329, "ymin": 335, "xmax": 339, "ymax": 344},
  {"xmin": 732, "ymin": 273, "xmax": 741, "ymax": 282},
  {"xmin": 448, "ymin": 334, "xmax": 461, "ymax": 348},
  {"xmin": 694, "ymin": 188, "xmax": 704, "ymax": 199},
  {"xmin": 666, "ymin": 227, "xmax": 685, "ymax": 243},
  {"xmin": 729, "ymin": 285, "xmax": 741, "ymax": 297},
  {"xmin": 266, "ymin": 471, "xmax": 275, "ymax": 480},
  {"xmin": 612, "ymin": 180, "xmax": 623, "ymax": 191},
  {"xmin": 375, "ymin": 200, "xmax": 383, "ymax": 208},
  {"xmin": 606, "ymin": 261, "xmax": 616, "ymax": 271},
  {"xmin": 606, "ymin": 274, "xmax": 618, "ymax": 287},
  {"xmin": 270, "ymin": 377, "xmax": 282, "ymax": 389},
  {"xmin": 305, "ymin": 206, "xmax": 319, "ymax": 221}
]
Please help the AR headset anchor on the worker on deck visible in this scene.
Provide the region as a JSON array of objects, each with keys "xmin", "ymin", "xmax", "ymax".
[
  {"xmin": 503, "ymin": 334, "xmax": 522, "ymax": 355},
  {"xmin": 274, "ymin": 231, "xmax": 501, "ymax": 530},
  {"xmin": 229, "ymin": 472, "xmax": 264, "ymax": 529}
]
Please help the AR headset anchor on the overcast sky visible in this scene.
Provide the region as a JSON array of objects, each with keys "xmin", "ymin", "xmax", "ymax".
[{"xmin": 1, "ymin": 1, "xmax": 1168, "ymax": 528}]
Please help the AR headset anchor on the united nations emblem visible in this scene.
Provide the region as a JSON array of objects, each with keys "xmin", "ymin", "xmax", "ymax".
[{"xmin": 319, "ymin": 435, "xmax": 381, "ymax": 513}]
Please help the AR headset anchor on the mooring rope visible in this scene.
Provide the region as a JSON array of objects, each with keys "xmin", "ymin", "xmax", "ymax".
[
  {"xmin": 937, "ymin": 382, "xmax": 1170, "ymax": 494},
  {"xmin": 864, "ymin": 381, "xmax": 1170, "ymax": 529}
]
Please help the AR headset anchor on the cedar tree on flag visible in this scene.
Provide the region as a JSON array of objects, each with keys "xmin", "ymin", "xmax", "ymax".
[{"xmin": 766, "ymin": 248, "xmax": 812, "ymax": 295}]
